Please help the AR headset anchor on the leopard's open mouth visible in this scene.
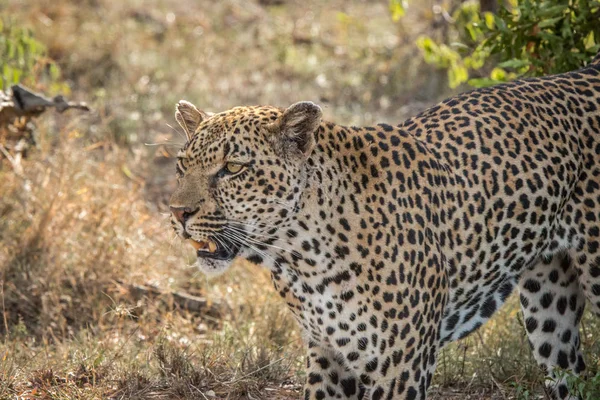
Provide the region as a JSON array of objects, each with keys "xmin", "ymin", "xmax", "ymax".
[{"xmin": 188, "ymin": 237, "xmax": 240, "ymax": 260}]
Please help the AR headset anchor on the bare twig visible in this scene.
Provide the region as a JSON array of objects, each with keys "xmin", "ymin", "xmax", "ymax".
[
  {"xmin": 0, "ymin": 143, "xmax": 23, "ymax": 176},
  {"xmin": 0, "ymin": 281, "xmax": 8, "ymax": 341},
  {"xmin": 117, "ymin": 280, "xmax": 225, "ymax": 318},
  {"xmin": 225, "ymin": 357, "xmax": 285, "ymax": 385},
  {"xmin": 11, "ymin": 84, "xmax": 90, "ymax": 114}
]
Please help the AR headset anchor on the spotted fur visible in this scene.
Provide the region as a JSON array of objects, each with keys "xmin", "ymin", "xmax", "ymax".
[{"xmin": 169, "ymin": 59, "xmax": 600, "ymax": 399}]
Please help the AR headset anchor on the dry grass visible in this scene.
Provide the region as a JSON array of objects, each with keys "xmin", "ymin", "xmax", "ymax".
[
  {"xmin": 1, "ymin": 0, "xmax": 599, "ymax": 399},
  {"xmin": 0, "ymin": 129, "xmax": 304, "ymax": 398}
]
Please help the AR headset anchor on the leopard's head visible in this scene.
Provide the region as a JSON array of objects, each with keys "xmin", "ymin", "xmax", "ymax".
[{"xmin": 169, "ymin": 100, "xmax": 322, "ymax": 276}]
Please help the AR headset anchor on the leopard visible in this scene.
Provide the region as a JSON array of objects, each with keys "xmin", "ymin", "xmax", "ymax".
[{"xmin": 168, "ymin": 56, "xmax": 600, "ymax": 400}]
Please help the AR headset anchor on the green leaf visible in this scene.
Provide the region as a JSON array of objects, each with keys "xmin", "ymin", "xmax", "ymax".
[
  {"xmin": 538, "ymin": 16, "xmax": 564, "ymax": 28},
  {"xmin": 450, "ymin": 42, "xmax": 470, "ymax": 50},
  {"xmin": 490, "ymin": 67, "xmax": 507, "ymax": 81},
  {"xmin": 497, "ymin": 58, "xmax": 530, "ymax": 69},
  {"xmin": 417, "ymin": 36, "xmax": 451, "ymax": 67},
  {"xmin": 494, "ymin": 15, "xmax": 508, "ymax": 33},
  {"xmin": 17, "ymin": 41, "xmax": 24, "ymax": 65},
  {"xmin": 588, "ymin": 44, "xmax": 600, "ymax": 54},
  {"xmin": 538, "ymin": 4, "xmax": 569, "ymax": 17},
  {"xmin": 389, "ymin": 0, "xmax": 406, "ymax": 22},
  {"xmin": 3, "ymin": 64, "xmax": 12, "ymax": 85},
  {"xmin": 448, "ymin": 63, "xmax": 468, "ymax": 88},
  {"xmin": 49, "ymin": 63, "xmax": 60, "ymax": 80},
  {"xmin": 561, "ymin": 18, "xmax": 572, "ymax": 39},
  {"xmin": 538, "ymin": 31, "xmax": 562, "ymax": 43},
  {"xmin": 521, "ymin": 0, "xmax": 533, "ymax": 18},
  {"xmin": 483, "ymin": 12, "xmax": 495, "ymax": 30},
  {"xmin": 6, "ymin": 40, "xmax": 13, "ymax": 59},
  {"xmin": 468, "ymin": 77, "xmax": 503, "ymax": 87},
  {"xmin": 584, "ymin": 30, "xmax": 596, "ymax": 49},
  {"xmin": 12, "ymin": 66, "xmax": 20, "ymax": 83}
]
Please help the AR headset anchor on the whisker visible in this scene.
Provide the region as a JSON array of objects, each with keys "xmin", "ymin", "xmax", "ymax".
[
  {"xmin": 226, "ymin": 219, "xmax": 281, "ymax": 230},
  {"xmin": 144, "ymin": 142, "xmax": 185, "ymax": 147},
  {"xmin": 227, "ymin": 221, "xmax": 296, "ymax": 238},
  {"xmin": 227, "ymin": 221, "xmax": 297, "ymax": 240},
  {"xmin": 264, "ymin": 198, "xmax": 297, "ymax": 209},
  {"xmin": 226, "ymin": 225, "xmax": 281, "ymax": 241},
  {"xmin": 213, "ymin": 235, "xmax": 232, "ymax": 253},
  {"xmin": 222, "ymin": 231, "xmax": 279, "ymax": 267},
  {"xmin": 225, "ymin": 229, "xmax": 278, "ymax": 257},
  {"xmin": 226, "ymin": 224, "xmax": 294, "ymax": 246},
  {"xmin": 166, "ymin": 123, "xmax": 187, "ymax": 141},
  {"xmin": 169, "ymin": 233, "xmax": 180, "ymax": 250},
  {"xmin": 226, "ymin": 226, "xmax": 296, "ymax": 255}
]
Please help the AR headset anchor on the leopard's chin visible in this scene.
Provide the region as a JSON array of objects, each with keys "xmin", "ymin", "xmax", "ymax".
[
  {"xmin": 195, "ymin": 257, "xmax": 235, "ymax": 277},
  {"xmin": 180, "ymin": 226, "xmax": 249, "ymax": 277},
  {"xmin": 193, "ymin": 239, "xmax": 242, "ymax": 277}
]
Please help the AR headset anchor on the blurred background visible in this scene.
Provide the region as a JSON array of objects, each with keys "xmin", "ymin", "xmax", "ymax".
[{"xmin": 0, "ymin": 0, "xmax": 599, "ymax": 399}]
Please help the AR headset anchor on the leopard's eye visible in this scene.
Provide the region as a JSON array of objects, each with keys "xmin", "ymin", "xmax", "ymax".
[{"xmin": 225, "ymin": 162, "xmax": 244, "ymax": 174}]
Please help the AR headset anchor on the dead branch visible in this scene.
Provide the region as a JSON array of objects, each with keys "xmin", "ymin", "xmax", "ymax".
[
  {"xmin": 0, "ymin": 84, "xmax": 90, "ymax": 127},
  {"xmin": 121, "ymin": 281, "xmax": 226, "ymax": 319},
  {"xmin": 0, "ymin": 84, "xmax": 90, "ymax": 160}
]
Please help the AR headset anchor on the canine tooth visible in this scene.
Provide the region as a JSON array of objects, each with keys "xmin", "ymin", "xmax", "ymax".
[
  {"xmin": 189, "ymin": 240, "xmax": 205, "ymax": 250},
  {"xmin": 208, "ymin": 241, "xmax": 217, "ymax": 253}
]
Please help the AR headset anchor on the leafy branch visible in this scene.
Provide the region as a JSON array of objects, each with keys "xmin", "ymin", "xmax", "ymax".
[{"xmin": 406, "ymin": 0, "xmax": 600, "ymax": 88}]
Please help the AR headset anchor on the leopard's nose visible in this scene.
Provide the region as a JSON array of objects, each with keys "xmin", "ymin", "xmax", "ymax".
[{"xmin": 170, "ymin": 206, "xmax": 199, "ymax": 224}]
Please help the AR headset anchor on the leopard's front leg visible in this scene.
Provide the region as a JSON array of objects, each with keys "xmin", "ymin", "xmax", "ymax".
[{"xmin": 303, "ymin": 340, "xmax": 366, "ymax": 400}]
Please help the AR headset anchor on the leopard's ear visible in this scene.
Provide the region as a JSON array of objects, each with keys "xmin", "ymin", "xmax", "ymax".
[
  {"xmin": 175, "ymin": 100, "xmax": 211, "ymax": 141},
  {"xmin": 268, "ymin": 101, "xmax": 322, "ymax": 158}
]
